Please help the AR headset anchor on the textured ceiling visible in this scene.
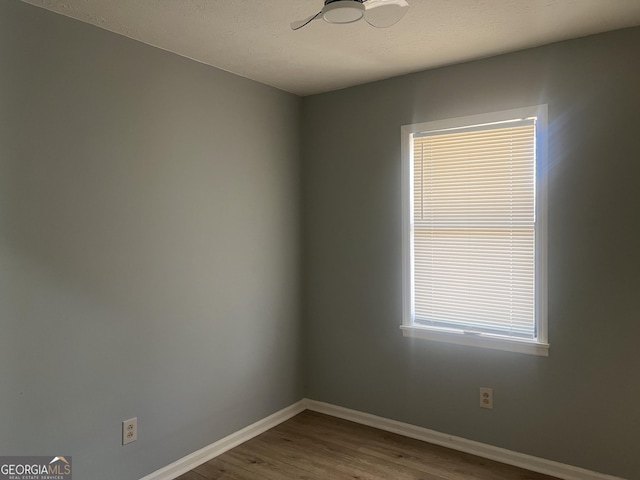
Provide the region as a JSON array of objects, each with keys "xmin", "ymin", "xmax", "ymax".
[{"xmin": 22, "ymin": 0, "xmax": 640, "ymax": 96}]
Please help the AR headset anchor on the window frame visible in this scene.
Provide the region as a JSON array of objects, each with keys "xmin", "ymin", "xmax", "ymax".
[{"xmin": 401, "ymin": 105, "xmax": 549, "ymax": 356}]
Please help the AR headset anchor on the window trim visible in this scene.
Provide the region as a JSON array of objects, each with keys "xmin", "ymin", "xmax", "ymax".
[{"xmin": 401, "ymin": 106, "xmax": 549, "ymax": 356}]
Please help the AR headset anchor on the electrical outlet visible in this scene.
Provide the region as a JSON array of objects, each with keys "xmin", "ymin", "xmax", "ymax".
[
  {"xmin": 479, "ymin": 387, "xmax": 493, "ymax": 409},
  {"xmin": 122, "ymin": 417, "xmax": 137, "ymax": 445}
]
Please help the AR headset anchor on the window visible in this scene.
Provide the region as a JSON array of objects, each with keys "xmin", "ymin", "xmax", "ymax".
[{"xmin": 401, "ymin": 106, "xmax": 548, "ymax": 356}]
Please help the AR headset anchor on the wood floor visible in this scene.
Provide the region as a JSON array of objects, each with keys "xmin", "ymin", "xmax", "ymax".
[{"xmin": 176, "ymin": 410, "xmax": 558, "ymax": 480}]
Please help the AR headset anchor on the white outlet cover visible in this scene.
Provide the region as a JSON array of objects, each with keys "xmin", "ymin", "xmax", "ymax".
[
  {"xmin": 479, "ymin": 387, "xmax": 493, "ymax": 409},
  {"xmin": 122, "ymin": 417, "xmax": 137, "ymax": 445}
]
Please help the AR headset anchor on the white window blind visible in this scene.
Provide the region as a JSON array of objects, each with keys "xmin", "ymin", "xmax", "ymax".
[{"xmin": 411, "ymin": 119, "xmax": 537, "ymax": 339}]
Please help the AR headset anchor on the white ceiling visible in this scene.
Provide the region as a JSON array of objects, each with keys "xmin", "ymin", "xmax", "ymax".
[{"xmin": 23, "ymin": 0, "xmax": 640, "ymax": 96}]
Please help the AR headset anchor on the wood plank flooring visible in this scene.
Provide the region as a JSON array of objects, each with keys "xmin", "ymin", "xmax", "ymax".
[{"xmin": 176, "ymin": 410, "xmax": 558, "ymax": 480}]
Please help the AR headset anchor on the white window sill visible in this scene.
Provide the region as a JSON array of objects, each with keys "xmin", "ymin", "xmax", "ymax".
[{"xmin": 400, "ymin": 325, "xmax": 549, "ymax": 357}]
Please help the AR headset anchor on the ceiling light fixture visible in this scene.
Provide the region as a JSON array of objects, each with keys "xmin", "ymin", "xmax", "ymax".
[
  {"xmin": 322, "ymin": 1, "xmax": 365, "ymax": 24},
  {"xmin": 291, "ymin": 0, "xmax": 409, "ymax": 31}
]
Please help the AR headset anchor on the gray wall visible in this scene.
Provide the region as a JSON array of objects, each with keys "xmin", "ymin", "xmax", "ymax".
[
  {"xmin": 302, "ymin": 27, "xmax": 640, "ymax": 479},
  {"xmin": 0, "ymin": 2, "xmax": 302, "ymax": 479}
]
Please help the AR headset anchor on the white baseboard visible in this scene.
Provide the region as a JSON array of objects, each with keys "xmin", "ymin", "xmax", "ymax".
[
  {"xmin": 139, "ymin": 400, "xmax": 307, "ymax": 480},
  {"xmin": 140, "ymin": 398, "xmax": 625, "ymax": 480},
  {"xmin": 305, "ymin": 399, "xmax": 624, "ymax": 480}
]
